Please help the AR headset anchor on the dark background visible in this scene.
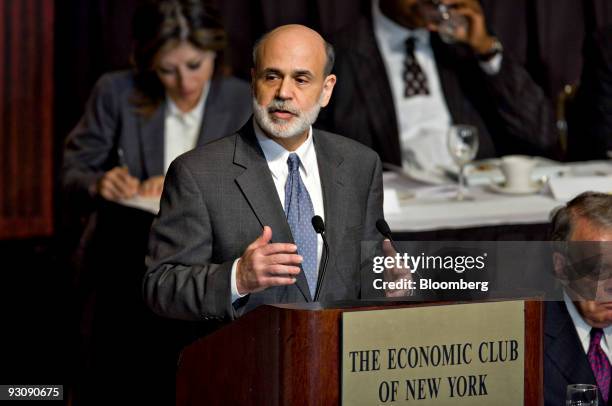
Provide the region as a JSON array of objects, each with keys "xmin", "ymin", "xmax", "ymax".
[
  {"xmin": 53, "ymin": 0, "xmax": 612, "ymax": 143},
  {"xmin": 1, "ymin": 0, "xmax": 612, "ymax": 401}
]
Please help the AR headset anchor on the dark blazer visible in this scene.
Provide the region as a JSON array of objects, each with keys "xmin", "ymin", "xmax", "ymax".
[
  {"xmin": 318, "ymin": 17, "xmax": 558, "ymax": 166},
  {"xmin": 568, "ymin": 25, "xmax": 612, "ymax": 161},
  {"xmin": 544, "ymin": 301, "xmax": 609, "ymax": 406},
  {"xmin": 145, "ymin": 119, "xmax": 384, "ymax": 321},
  {"xmin": 63, "ymin": 70, "xmax": 252, "ymax": 203}
]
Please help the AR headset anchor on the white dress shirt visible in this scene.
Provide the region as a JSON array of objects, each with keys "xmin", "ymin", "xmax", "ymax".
[
  {"xmin": 371, "ymin": 0, "xmax": 501, "ymax": 171},
  {"xmin": 230, "ymin": 122, "xmax": 325, "ymax": 302},
  {"xmin": 564, "ymin": 291, "xmax": 612, "ymax": 364},
  {"xmin": 163, "ymin": 83, "xmax": 209, "ymax": 174}
]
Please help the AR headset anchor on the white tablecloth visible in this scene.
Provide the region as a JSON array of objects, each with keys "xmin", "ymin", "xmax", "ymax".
[{"xmin": 384, "ymin": 161, "xmax": 612, "ymax": 232}]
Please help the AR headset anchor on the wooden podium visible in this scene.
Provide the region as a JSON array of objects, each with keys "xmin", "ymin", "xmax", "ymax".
[{"xmin": 176, "ymin": 299, "xmax": 543, "ymax": 406}]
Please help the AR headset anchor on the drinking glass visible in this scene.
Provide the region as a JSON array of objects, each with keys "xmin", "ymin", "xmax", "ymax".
[
  {"xmin": 437, "ymin": 4, "xmax": 468, "ymax": 43},
  {"xmin": 447, "ymin": 125, "xmax": 478, "ymax": 201},
  {"xmin": 419, "ymin": 0, "xmax": 468, "ymax": 44},
  {"xmin": 566, "ymin": 384, "xmax": 598, "ymax": 406}
]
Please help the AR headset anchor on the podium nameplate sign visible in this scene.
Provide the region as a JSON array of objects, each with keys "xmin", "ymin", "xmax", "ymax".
[{"xmin": 342, "ymin": 301, "xmax": 525, "ymax": 405}]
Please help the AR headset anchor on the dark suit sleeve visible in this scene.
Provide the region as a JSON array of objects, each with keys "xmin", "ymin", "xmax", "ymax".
[
  {"xmin": 479, "ymin": 55, "xmax": 558, "ymax": 156},
  {"xmin": 144, "ymin": 158, "xmax": 236, "ymax": 321},
  {"xmin": 360, "ymin": 154, "xmax": 385, "ymax": 299},
  {"xmin": 568, "ymin": 26, "xmax": 612, "ymax": 160},
  {"xmin": 62, "ymin": 74, "xmax": 120, "ymax": 205}
]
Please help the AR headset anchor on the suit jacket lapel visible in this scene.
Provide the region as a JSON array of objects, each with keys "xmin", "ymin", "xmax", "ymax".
[
  {"xmin": 545, "ymin": 301, "xmax": 596, "ymax": 386},
  {"xmin": 138, "ymin": 101, "xmax": 165, "ymax": 178},
  {"xmin": 233, "ymin": 122, "xmax": 311, "ymax": 302},
  {"xmin": 197, "ymin": 79, "xmax": 232, "ymax": 147},
  {"xmin": 312, "ymin": 130, "xmax": 346, "ymax": 298},
  {"xmin": 349, "ymin": 19, "xmax": 401, "ymax": 164}
]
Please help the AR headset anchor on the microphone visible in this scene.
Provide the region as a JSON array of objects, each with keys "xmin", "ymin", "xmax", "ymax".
[
  {"xmin": 376, "ymin": 219, "xmax": 400, "ymax": 252},
  {"xmin": 376, "ymin": 219, "xmax": 393, "ymax": 241},
  {"xmin": 376, "ymin": 219, "xmax": 421, "ymax": 279},
  {"xmin": 311, "ymin": 215, "xmax": 329, "ymax": 302}
]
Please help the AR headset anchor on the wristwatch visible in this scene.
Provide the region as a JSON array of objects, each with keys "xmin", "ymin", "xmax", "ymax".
[{"xmin": 477, "ymin": 37, "xmax": 503, "ymax": 61}]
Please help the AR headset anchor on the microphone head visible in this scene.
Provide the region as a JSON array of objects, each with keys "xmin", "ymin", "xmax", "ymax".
[
  {"xmin": 311, "ymin": 215, "xmax": 325, "ymax": 234},
  {"xmin": 376, "ymin": 219, "xmax": 392, "ymax": 237}
]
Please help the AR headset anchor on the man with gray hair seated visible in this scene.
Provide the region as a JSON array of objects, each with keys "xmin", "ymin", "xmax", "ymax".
[{"xmin": 545, "ymin": 192, "xmax": 612, "ymax": 406}]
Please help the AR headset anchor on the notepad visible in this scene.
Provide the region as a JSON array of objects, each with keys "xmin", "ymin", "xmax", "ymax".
[{"xmin": 118, "ymin": 195, "xmax": 160, "ymax": 214}]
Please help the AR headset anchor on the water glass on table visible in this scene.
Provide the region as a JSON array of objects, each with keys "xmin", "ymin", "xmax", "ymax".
[
  {"xmin": 566, "ymin": 384, "xmax": 598, "ymax": 405},
  {"xmin": 447, "ymin": 125, "xmax": 479, "ymax": 201}
]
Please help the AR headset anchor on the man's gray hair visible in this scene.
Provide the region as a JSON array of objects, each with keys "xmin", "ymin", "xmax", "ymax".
[
  {"xmin": 252, "ymin": 31, "xmax": 336, "ymax": 76},
  {"xmin": 550, "ymin": 191, "xmax": 612, "ymax": 241}
]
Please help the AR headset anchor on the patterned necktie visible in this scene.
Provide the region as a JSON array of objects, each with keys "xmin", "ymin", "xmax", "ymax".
[
  {"xmin": 588, "ymin": 328, "xmax": 611, "ymax": 402},
  {"xmin": 403, "ymin": 37, "xmax": 430, "ymax": 97},
  {"xmin": 284, "ymin": 153, "xmax": 318, "ymax": 297}
]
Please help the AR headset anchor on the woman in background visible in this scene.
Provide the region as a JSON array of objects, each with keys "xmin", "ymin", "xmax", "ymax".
[
  {"xmin": 64, "ymin": 0, "xmax": 250, "ymax": 202},
  {"xmin": 62, "ymin": 1, "xmax": 251, "ymax": 404}
]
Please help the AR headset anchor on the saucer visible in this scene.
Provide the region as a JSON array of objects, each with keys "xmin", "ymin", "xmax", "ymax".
[{"xmin": 488, "ymin": 180, "xmax": 544, "ymax": 195}]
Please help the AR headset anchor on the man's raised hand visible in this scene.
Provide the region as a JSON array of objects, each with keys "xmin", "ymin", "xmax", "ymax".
[{"xmin": 236, "ymin": 226, "xmax": 303, "ymax": 295}]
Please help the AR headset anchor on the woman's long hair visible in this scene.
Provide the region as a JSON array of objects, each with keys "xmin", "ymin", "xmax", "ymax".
[{"xmin": 130, "ymin": 0, "xmax": 227, "ymax": 115}]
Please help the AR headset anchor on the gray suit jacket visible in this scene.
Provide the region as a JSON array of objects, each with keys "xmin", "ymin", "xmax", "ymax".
[
  {"xmin": 145, "ymin": 119, "xmax": 384, "ymax": 321},
  {"xmin": 62, "ymin": 70, "xmax": 252, "ymax": 204}
]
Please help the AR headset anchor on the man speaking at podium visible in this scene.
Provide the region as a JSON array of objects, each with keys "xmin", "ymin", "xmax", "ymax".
[{"xmin": 144, "ymin": 24, "xmax": 387, "ymax": 322}]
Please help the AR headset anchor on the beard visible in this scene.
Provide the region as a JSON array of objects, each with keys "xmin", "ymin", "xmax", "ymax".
[{"xmin": 252, "ymin": 95, "xmax": 323, "ymax": 139}]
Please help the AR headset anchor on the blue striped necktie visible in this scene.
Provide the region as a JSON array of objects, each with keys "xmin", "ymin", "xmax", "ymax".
[{"xmin": 284, "ymin": 153, "xmax": 318, "ymax": 297}]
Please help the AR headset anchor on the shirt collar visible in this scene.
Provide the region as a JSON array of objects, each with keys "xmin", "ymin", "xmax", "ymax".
[
  {"xmin": 165, "ymin": 82, "xmax": 210, "ymax": 127},
  {"xmin": 253, "ymin": 120, "xmax": 315, "ymax": 180},
  {"xmin": 564, "ymin": 291, "xmax": 612, "ymax": 346},
  {"xmin": 372, "ymin": 0, "xmax": 430, "ymax": 52}
]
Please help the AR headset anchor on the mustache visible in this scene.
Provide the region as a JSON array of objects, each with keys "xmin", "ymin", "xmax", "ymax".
[{"xmin": 267, "ymin": 99, "xmax": 300, "ymax": 116}]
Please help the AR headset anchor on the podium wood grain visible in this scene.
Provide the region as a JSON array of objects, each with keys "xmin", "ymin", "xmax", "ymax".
[{"xmin": 177, "ymin": 300, "xmax": 543, "ymax": 406}]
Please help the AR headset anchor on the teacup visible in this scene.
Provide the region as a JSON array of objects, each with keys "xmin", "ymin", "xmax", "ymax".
[{"xmin": 500, "ymin": 155, "xmax": 536, "ymax": 192}]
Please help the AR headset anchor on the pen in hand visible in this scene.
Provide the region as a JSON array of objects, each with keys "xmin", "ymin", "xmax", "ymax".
[
  {"xmin": 96, "ymin": 148, "xmax": 139, "ymax": 201},
  {"xmin": 117, "ymin": 148, "xmax": 128, "ymax": 170}
]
